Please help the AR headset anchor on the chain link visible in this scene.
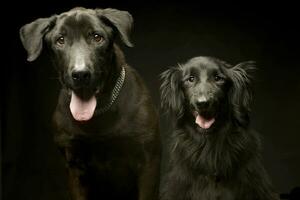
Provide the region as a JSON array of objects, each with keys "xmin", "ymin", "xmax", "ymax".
[{"xmin": 97, "ymin": 66, "xmax": 126, "ymax": 114}]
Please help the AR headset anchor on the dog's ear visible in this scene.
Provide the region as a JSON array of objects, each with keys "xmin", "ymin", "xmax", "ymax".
[
  {"xmin": 160, "ymin": 66, "xmax": 185, "ymax": 118},
  {"xmin": 20, "ymin": 16, "xmax": 56, "ymax": 62},
  {"xmin": 97, "ymin": 8, "xmax": 133, "ymax": 47},
  {"xmin": 228, "ymin": 61, "xmax": 256, "ymax": 127}
]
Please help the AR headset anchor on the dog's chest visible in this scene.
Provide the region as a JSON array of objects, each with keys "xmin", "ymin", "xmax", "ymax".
[
  {"xmin": 189, "ymin": 178, "xmax": 234, "ymax": 200},
  {"xmin": 66, "ymin": 136, "xmax": 145, "ymax": 168}
]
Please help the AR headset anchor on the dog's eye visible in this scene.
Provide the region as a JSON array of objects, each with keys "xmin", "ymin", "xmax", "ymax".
[
  {"xmin": 56, "ymin": 36, "xmax": 65, "ymax": 45},
  {"xmin": 93, "ymin": 34, "xmax": 103, "ymax": 43},
  {"xmin": 214, "ymin": 75, "xmax": 223, "ymax": 82},
  {"xmin": 188, "ymin": 76, "xmax": 195, "ymax": 82}
]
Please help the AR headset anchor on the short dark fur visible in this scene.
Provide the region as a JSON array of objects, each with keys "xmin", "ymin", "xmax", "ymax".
[
  {"xmin": 160, "ymin": 57, "xmax": 278, "ymax": 200},
  {"xmin": 20, "ymin": 7, "xmax": 160, "ymax": 200}
]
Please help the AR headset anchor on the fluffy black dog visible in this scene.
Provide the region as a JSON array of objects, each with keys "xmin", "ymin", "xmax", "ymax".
[
  {"xmin": 20, "ymin": 7, "xmax": 160, "ymax": 200},
  {"xmin": 160, "ymin": 56, "xmax": 278, "ymax": 200}
]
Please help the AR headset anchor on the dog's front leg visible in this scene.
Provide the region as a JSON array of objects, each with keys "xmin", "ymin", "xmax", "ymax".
[
  {"xmin": 67, "ymin": 168, "xmax": 88, "ymax": 200},
  {"xmin": 64, "ymin": 148, "xmax": 88, "ymax": 200},
  {"xmin": 138, "ymin": 155, "xmax": 161, "ymax": 200}
]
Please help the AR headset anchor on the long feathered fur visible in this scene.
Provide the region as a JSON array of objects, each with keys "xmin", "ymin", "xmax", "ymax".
[
  {"xmin": 160, "ymin": 65, "xmax": 185, "ymax": 118},
  {"xmin": 160, "ymin": 57, "xmax": 278, "ymax": 200}
]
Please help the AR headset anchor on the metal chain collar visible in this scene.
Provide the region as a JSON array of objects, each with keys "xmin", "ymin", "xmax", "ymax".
[{"xmin": 97, "ymin": 66, "xmax": 126, "ymax": 114}]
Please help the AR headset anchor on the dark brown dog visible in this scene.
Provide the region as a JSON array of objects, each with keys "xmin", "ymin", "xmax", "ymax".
[{"xmin": 20, "ymin": 7, "xmax": 160, "ymax": 200}]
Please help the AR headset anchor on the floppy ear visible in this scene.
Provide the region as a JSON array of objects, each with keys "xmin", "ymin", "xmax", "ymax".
[
  {"xmin": 20, "ymin": 16, "xmax": 56, "ymax": 62},
  {"xmin": 228, "ymin": 61, "xmax": 256, "ymax": 127},
  {"xmin": 160, "ymin": 66, "xmax": 185, "ymax": 118},
  {"xmin": 97, "ymin": 8, "xmax": 133, "ymax": 47}
]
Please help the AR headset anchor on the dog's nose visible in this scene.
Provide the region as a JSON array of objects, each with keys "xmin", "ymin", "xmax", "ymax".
[
  {"xmin": 196, "ymin": 97, "xmax": 209, "ymax": 109},
  {"xmin": 71, "ymin": 70, "xmax": 91, "ymax": 85}
]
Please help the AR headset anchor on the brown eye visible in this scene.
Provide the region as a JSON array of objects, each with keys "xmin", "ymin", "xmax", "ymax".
[
  {"xmin": 93, "ymin": 34, "xmax": 103, "ymax": 43},
  {"xmin": 188, "ymin": 76, "xmax": 195, "ymax": 82},
  {"xmin": 56, "ymin": 36, "xmax": 65, "ymax": 45},
  {"xmin": 214, "ymin": 75, "xmax": 223, "ymax": 82}
]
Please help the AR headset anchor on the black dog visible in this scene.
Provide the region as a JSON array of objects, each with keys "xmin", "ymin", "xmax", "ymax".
[
  {"xmin": 20, "ymin": 7, "xmax": 160, "ymax": 200},
  {"xmin": 160, "ymin": 56, "xmax": 278, "ymax": 200}
]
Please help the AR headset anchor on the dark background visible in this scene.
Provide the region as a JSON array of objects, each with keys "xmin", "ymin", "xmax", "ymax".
[{"xmin": 2, "ymin": 1, "xmax": 300, "ymax": 199}]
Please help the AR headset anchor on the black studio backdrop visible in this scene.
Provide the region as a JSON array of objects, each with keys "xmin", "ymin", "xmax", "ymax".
[{"xmin": 2, "ymin": 1, "xmax": 300, "ymax": 200}]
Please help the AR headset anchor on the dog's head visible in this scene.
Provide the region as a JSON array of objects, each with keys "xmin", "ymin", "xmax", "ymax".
[
  {"xmin": 160, "ymin": 56, "xmax": 255, "ymax": 132},
  {"xmin": 20, "ymin": 7, "xmax": 133, "ymax": 121}
]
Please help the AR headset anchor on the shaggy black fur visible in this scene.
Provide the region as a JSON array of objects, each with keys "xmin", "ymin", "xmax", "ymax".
[
  {"xmin": 20, "ymin": 7, "xmax": 160, "ymax": 200},
  {"xmin": 160, "ymin": 56, "xmax": 278, "ymax": 200}
]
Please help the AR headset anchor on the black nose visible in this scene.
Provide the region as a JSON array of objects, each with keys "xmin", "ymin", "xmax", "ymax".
[
  {"xmin": 71, "ymin": 70, "xmax": 91, "ymax": 85},
  {"xmin": 196, "ymin": 99, "xmax": 210, "ymax": 109}
]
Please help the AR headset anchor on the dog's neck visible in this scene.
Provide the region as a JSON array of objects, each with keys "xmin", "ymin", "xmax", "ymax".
[
  {"xmin": 96, "ymin": 66, "xmax": 125, "ymax": 115},
  {"xmin": 101, "ymin": 44, "xmax": 125, "ymax": 92},
  {"xmin": 94, "ymin": 44, "xmax": 127, "ymax": 113}
]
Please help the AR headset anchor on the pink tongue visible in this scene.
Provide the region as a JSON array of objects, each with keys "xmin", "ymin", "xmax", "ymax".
[
  {"xmin": 195, "ymin": 114, "xmax": 215, "ymax": 129},
  {"xmin": 70, "ymin": 91, "xmax": 97, "ymax": 121}
]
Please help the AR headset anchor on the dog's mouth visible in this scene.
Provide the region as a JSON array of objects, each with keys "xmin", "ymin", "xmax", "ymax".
[
  {"xmin": 193, "ymin": 111, "xmax": 216, "ymax": 130},
  {"xmin": 69, "ymin": 88, "xmax": 99, "ymax": 122}
]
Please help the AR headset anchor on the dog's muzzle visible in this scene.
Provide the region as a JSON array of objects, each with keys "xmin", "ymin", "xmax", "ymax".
[{"xmin": 192, "ymin": 97, "xmax": 216, "ymax": 130}]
